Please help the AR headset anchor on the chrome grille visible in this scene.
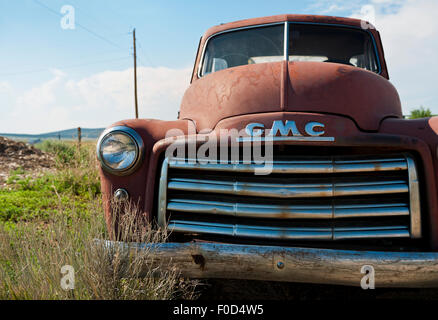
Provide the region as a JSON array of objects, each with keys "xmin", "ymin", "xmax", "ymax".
[{"xmin": 158, "ymin": 154, "xmax": 421, "ymax": 241}]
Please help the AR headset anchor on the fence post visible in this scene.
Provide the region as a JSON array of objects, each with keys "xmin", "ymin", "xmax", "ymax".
[{"xmin": 77, "ymin": 127, "xmax": 81, "ymax": 151}]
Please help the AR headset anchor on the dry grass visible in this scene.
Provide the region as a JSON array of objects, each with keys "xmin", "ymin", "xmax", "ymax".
[
  {"xmin": 0, "ymin": 199, "xmax": 199, "ymax": 300},
  {"xmin": 0, "ymin": 140, "xmax": 199, "ymax": 300}
]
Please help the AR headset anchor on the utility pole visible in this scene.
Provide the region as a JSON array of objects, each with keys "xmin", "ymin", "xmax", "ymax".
[{"xmin": 133, "ymin": 28, "xmax": 139, "ymax": 119}]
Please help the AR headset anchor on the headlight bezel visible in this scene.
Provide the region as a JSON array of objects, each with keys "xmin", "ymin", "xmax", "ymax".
[{"xmin": 96, "ymin": 126, "xmax": 144, "ymax": 176}]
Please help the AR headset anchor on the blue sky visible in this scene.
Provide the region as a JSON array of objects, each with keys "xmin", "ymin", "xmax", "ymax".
[
  {"xmin": 1, "ymin": 0, "xmax": 437, "ymax": 133},
  {"xmin": 1, "ymin": 0, "xmax": 322, "ymax": 85}
]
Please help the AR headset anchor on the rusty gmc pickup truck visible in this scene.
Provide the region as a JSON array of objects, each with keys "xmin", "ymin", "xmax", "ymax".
[{"xmin": 97, "ymin": 14, "xmax": 438, "ymax": 287}]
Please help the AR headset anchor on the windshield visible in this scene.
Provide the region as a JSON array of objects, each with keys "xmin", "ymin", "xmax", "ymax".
[
  {"xmin": 201, "ymin": 25, "xmax": 284, "ymax": 76},
  {"xmin": 288, "ymin": 24, "xmax": 378, "ymax": 72},
  {"xmin": 201, "ymin": 23, "xmax": 379, "ymax": 76}
]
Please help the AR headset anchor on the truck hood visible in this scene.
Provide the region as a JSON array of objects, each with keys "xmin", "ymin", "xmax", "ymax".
[{"xmin": 179, "ymin": 61, "xmax": 402, "ymax": 132}]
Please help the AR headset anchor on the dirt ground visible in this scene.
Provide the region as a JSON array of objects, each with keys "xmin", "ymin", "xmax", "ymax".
[{"xmin": 0, "ymin": 136, "xmax": 54, "ymax": 187}]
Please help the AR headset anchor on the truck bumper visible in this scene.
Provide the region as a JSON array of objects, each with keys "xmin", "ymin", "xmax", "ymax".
[{"xmin": 101, "ymin": 241, "xmax": 438, "ymax": 288}]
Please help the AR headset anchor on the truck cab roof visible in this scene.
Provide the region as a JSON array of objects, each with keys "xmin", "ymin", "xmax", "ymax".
[{"xmin": 192, "ymin": 14, "xmax": 388, "ymax": 82}]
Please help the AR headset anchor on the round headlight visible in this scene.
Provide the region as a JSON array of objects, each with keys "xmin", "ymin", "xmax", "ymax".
[{"xmin": 97, "ymin": 126, "xmax": 144, "ymax": 175}]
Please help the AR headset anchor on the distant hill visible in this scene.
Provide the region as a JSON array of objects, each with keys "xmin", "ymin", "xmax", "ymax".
[{"xmin": 0, "ymin": 128, "xmax": 105, "ymax": 143}]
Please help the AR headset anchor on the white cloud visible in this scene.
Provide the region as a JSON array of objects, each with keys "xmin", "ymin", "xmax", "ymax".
[
  {"xmin": 0, "ymin": 81, "xmax": 12, "ymax": 93},
  {"xmin": 370, "ymin": 0, "xmax": 403, "ymax": 4},
  {"xmin": 1, "ymin": 67, "xmax": 192, "ymax": 134},
  {"xmin": 321, "ymin": 4, "xmax": 350, "ymax": 14},
  {"xmin": 14, "ymin": 69, "xmax": 65, "ymax": 117}
]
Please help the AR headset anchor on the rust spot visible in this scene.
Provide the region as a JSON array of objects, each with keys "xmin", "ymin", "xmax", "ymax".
[
  {"xmin": 337, "ymin": 67, "xmax": 349, "ymax": 74},
  {"xmin": 374, "ymin": 162, "xmax": 382, "ymax": 171},
  {"xmin": 192, "ymin": 254, "xmax": 206, "ymax": 270}
]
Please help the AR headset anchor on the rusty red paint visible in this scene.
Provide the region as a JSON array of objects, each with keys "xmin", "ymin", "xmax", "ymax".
[
  {"xmin": 180, "ymin": 62, "xmax": 400, "ymax": 132},
  {"xmin": 99, "ymin": 15, "xmax": 438, "ymax": 251}
]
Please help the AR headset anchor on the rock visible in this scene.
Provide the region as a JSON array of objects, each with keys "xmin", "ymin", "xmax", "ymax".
[{"xmin": 0, "ymin": 136, "xmax": 55, "ymax": 185}]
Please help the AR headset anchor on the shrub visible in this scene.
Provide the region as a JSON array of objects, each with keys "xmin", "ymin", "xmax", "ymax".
[{"xmin": 409, "ymin": 107, "xmax": 434, "ymax": 119}]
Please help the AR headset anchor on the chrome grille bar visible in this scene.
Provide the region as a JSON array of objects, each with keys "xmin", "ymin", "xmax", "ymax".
[
  {"xmin": 169, "ymin": 220, "xmax": 333, "ymax": 240},
  {"xmin": 334, "ymin": 226, "xmax": 410, "ymax": 240},
  {"xmin": 168, "ymin": 178, "xmax": 408, "ymax": 198},
  {"xmin": 168, "ymin": 220, "xmax": 410, "ymax": 240},
  {"xmin": 167, "ymin": 198, "xmax": 409, "ymax": 219},
  {"xmin": 168, "ymin": 157, "xmax": 407, "ymax": 174}
]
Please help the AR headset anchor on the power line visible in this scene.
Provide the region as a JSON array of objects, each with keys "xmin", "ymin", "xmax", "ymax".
[
  {"xmin": 56, "ymin": 0, "xmax": 131, "ymax": 38},
  {"xmin": 32, "ymin": 0, "xmax": 126, "ymax": 51},
  {"xmin": 136, "ymin": 39, "xmax": 155, "ymax": 67},
  {"xmin": 0, "ymin": 50, "xmax": 129, "ymax": 75}
]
